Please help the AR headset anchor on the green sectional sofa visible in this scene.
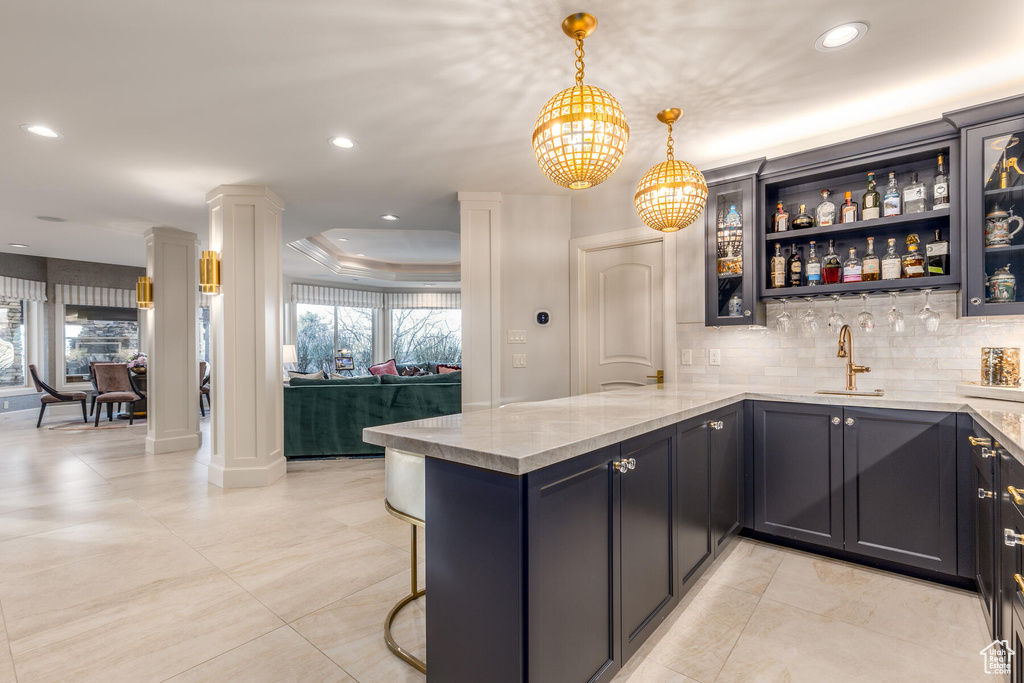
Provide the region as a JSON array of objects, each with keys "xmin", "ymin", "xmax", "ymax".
[{"xmin": 283, "ymin": 372, "xmax": 461, "ymax": 458}]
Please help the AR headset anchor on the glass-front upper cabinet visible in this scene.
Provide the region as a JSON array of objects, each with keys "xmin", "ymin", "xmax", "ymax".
[
  {"xmin": 704, "ymin": 176, "xmax": 765, "ymax": 326},
  {"xmin": 965, "ymin": 117, "xmax": 1024, "ymax": 316}
]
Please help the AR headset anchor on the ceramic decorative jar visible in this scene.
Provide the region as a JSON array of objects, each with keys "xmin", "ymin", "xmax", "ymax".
[
  {"xmin": 987, "ymin": 265, "xmax": 1017, "ymax": 303},
  {"xmin": 985, "ymin": 204, "xmax": 1024, "ymax": 247}
]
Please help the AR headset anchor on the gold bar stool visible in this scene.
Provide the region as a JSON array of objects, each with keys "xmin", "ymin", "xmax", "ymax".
[{"xmin": 383, "ymin": 448, "xmax": 426, "ymax": 673}]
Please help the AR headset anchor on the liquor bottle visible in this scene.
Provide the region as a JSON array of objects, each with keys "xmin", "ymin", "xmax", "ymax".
[
  {"xmin": 902, "ymin": 234, "xmax": 926, "ymax": 278},
  {"xmin": 840, "ymin": 191, "xmax": 858, "ymax": 223},
  {"xmin": 862, "ymin": 236, "xmax": 880, "ymax": 282},
  {"xmin": 881, "ymin": 238, "xmax": 902, "ymax": 280},
  {"xmin": 821, "ymin": 239, "xmax": 843, "ymax": 284},
  {"xmin": 787, "ymin": 244, "xmax": 803, "ymax": 287},
  {"xmin": 771, "ymin": 202, "xmax": 789, "ymax": 232},
  {"xmin": 843, "ymin": 247, "xmax": 863, "ymax": 283},
  {"xmin": 883, "ymin": 172, "xmax": 901, "ymax": 217},
  {"xmin": 903, "ymin": 172, "xmax": 927, "ymax": 214},
  {"xmin": 862, "ymin": 172, "xmax": 881, "ymax": 220},
  {"xmin": 815, "ymin": 189, "xmax": 836, "ymax": 227},
  {"xmin": 806, "ymin": 241, "xmax": 821, "ymax": 286},
  {"xmin": 926, "ymin": 228, "xmax": 949, "ymax": 276},
  {"xmin": 792, "ymin": 204, "xmax": 814, "ymax": 230},
  {"xmin": 770, "ymin": 243, "xmax": 786, "ymax": 288},
  {"xmin": 933, "ymin": 154, "xmax": 950, "ymax": 210}
]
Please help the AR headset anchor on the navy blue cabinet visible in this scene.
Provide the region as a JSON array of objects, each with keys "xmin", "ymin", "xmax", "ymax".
[
  {"xmin": 677, "ymin": 417, "xmax": 711, "ymax": 593},
  {"xmin": 709, "ymin": 405, "xmax": 743, "ymax": 555}
]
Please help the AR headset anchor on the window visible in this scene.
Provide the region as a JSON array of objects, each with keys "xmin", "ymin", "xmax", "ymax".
[
  {"xmin": 336, "ymin": 306, "xmax": 374, "ymax": 374},
  {"xmin": 0, "ymin": 299, "xmax": 27, "ymax": 388},
  {"xmin": 296, "ymin": 304, "xmax": 334, "ymax": 375},
  {"xmin": 197, "ymin": 306, "xmax": 211, "ymax": 364},
  {"xmin": 64, "ymin": 305, "xmax": 139, "ymax": 383},
  {"xmin": 391, "ymin": 308, "xmax": 462, "ymax": 366}
]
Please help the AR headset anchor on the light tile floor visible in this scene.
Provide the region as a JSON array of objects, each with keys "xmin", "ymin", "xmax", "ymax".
[{"xmin": 0, "ymin": 412, "xmax": 995, "ymax": 682}]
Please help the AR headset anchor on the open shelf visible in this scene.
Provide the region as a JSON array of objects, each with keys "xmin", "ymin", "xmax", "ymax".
[
  {"xmin": 761, "ymin": 274, "xmax": 960, "ymax": 300},
  {"xmin": 765, "ymin": 208, "xmax": 949, "ymax": 242},
  {"xmin": 717, "ymin": 273, "xmax": 743, "ymax": 280}
]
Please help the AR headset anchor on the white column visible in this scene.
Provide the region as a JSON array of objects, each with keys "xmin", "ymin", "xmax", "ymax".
[
  {"xmin": 206, "ymin": 185, "xmax": 286, "ymax": 488},
  {"xmin": 144, "ymin": 227, "xmax": 201, "ymax": 454},
  {"xmin": 458, "ymin": 192, "xmax": 502, "ymax": 411}
]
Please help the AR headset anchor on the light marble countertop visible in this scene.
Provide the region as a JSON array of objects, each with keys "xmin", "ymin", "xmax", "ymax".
[{"xmin": 363, "ymin": 384, "xmax": 1024, "ymax": 475}]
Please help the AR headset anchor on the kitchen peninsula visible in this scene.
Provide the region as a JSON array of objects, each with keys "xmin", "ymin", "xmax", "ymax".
[{"xmin": 365, "ymin": 384, "xmax": 1024, "ymax": 683}]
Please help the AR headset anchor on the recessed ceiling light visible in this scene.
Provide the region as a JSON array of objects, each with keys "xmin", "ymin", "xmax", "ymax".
[
  {"xmin": 35, "ymin": 215, "xmax": 67, "ymax": 222},
  {"xmin": 815, "ymin": 22, "xmax": 867, "ymax": 51},
  {"xmin": 8, "ymin": 243, "xmax": 29, "ymax": 249},
  {"xmin": 380, "ymin": 214, "xmax": 400, "ymax": 221},
  {"xmin": 20, "ymin": 124, "xmax": 62, "ymax": 138},
  {"xmin": 336, "ymin": 237, "xmax": 349, "ymax": 242},
  {"xmin": 329, "ymin": 137, "xmax": 357, "ymax": 149},
  {"xmin": 356, "ymin": 253, "xmax": 366, "ymax": 257}
]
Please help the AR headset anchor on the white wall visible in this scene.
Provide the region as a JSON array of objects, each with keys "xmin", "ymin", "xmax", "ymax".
[{"xmin": 499, "ymin": 194, "xmax": 571, "ymax": 405}]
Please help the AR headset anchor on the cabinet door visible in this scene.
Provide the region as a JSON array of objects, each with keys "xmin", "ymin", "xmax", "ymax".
[
  {"xmin": 975, "ymin": 433, "xmax": 999, "ymax": 640},
  {"xmin": 843, "ymin": 408, "xmax": 957, "ymax": 573},
  {"xmin": 709, "ymin": 406, "xmax": 742, "ymax": 555},
  {"xmin": 1002, "ymin": 454, "xmax": 1024, "ymax": 651},
  {"xmin": 620, "ymin": 427, "xmax": 677, "ymax": 661},
  {"xmin": 677, "ymin": 417, "xmax": 711, "ymax": 593},
  {"xmin": 964, "ymin": 116, "xmax": 1024, "ymax": 317},
  {"xmin": 752, "ymin": 401, "xmax": 844, "ymax": 548},
  {"xmin": 705, "ymin": 176, "xmax": 765, "ymax": 326},
  {"xmin": 526, "ymin": 445, "xmax": 621, "ymax": 683}
]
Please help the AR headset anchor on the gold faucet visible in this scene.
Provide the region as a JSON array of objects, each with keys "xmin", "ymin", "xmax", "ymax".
[{"xmin": 836, "ymin": 324, "xmax": 870, "ymax": 391}]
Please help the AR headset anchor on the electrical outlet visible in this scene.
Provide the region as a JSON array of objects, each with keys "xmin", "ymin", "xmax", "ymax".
[
  {"xmin": 507, "ymin": 329, "xmax": 526, "ymax": 344},
  {"xmin": 709, "ymin": 349, "xmax": 721, "ymax": 366},
  {"xmin": 679, "ymin": 349, "xmax": 692, "ymax": 366},
  {"xmin": 512, "ymin": 353, "xmax": 527, "ymax": 368},
  {"xmin": 2, "ymin": 401, "xmax": 7, "ymax": 410}
]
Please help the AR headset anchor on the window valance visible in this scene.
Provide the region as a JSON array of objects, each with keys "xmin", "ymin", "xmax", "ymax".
[
  {"xmin": 0, "ymin": 276, "xmax": 47, "ymax": 301},
  {"xmin": 291, "ymin": 283, "xmax": 384, "ymax": 308},
  {"xmin": 55, "ymin": 284, "xmax": 136, "ymax": 308},
  {"xmin": 384, "ymin": 291, "xmax": 461, "ymax": 309}
]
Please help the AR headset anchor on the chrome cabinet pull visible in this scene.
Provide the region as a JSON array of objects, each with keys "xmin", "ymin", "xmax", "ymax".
[{"xmin": 979, "ymin": 488, "xmax": 995, "ymax": 499}]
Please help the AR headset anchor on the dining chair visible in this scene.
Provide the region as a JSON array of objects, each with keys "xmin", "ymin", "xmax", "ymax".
[
  {"xmin": 29, "ymin": 364, "xmax": 88, "ymax": 428},
  {"xmin": 199, "ymin": 361, "xmax": 210, "ymax": 416},
  {"xmin": 93, "ymin": 363, "xmax": 142, "ymax": 426}
]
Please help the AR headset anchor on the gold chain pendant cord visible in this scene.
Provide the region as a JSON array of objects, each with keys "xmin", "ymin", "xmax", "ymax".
[
  {"xmin": 574, "ymin": 34, "xmax": 585, "ymax": 85},
  {"xmin": 666, "ymin": 123, "xmax": 675, "ymax": 161}
]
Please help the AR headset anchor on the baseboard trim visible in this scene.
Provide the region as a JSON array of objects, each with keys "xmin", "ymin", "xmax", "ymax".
[
  {"xmin": 145, "ymin": 432, "xmax": 202, "ymax": 454},
  {"xmin": 208, "ymin": 456, "xmax": 286, "ymax": 489}
]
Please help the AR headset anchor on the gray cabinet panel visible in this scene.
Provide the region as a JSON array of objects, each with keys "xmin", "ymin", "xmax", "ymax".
[
  {"xmin": 843, "ymin": 408, "xmax": 957, "ymax": 573},
  {"xmin": 710, "ymin": 406, "xmax": 742, "ymax": 555},
  {"xmin": 677, "ymin": 417, "xmax": 711, "ymax": 591}
]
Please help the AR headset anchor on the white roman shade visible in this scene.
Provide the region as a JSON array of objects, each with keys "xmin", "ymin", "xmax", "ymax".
[
  {"xmin": 0, "ymin": 276, "xmax": 47, "ymax": 301},
  {"xmin": 385, "ymin": 291, "xmax": 461, "ymax": 309},
  {"xmin": 55, "ymin": 284, "xmax": 137, "ymax": 308},
  {"xmin": 291, "ymin": 283, "xmax": 384, "ymax": 308}
]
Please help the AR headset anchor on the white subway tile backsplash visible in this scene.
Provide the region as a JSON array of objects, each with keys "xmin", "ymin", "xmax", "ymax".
[{"xmin": 678, "ymin": 291, "xmax": 1024, "ymax": 392}]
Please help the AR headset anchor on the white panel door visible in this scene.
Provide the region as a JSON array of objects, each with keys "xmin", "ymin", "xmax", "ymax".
[{"xmin": 583, "ymin": 240, "xmax": 663, "ymax": 393}]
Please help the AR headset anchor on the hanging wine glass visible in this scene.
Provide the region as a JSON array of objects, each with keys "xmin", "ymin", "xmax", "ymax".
[
  {"xmin": 776, "ymin": 298, "xmax": 792, "ymax": 333},
  {"xmin": 857, "ymin": 293, "xmax": 875, "ymax": 333},
  {"xmin": 886, "ymin": 292, "xmax": 905, "ymax": 333},
  {"xmin": 827, "ymin": 294, "xmax": 846, "ymax": 331},
  {"xmin": 918, "ymin": 289, "xmax": 940, "ymax": 333},
  {"xmin": 801, "ymin": 297, "xmax": 821, "ymax": 334}
]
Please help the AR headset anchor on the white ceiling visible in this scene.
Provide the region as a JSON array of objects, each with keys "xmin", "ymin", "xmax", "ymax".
[
  {"xmin": 1, "ymin": 0, "xmax": 1023, "ymax": 275},
  {"xmin": 321, "ymin": 229, "xmax": 459, "ymax": 265}
]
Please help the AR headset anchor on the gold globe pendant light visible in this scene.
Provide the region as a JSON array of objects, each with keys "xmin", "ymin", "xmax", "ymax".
[
  {"xmin": 635, "ymin": 108, "xmax": 708, "ymax": 232},
  {"xmin": 532, "ymin": 13, "xmax": 629, "ymax": 190}
]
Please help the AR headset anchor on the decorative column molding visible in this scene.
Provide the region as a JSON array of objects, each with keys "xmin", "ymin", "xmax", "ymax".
[
  {"xmin": 206, "ymin": 185, "xmax": 286, "ymax": 488},
  {"xmin": 458, "ymin": 192, "xmax": 502, "ymax": 411},
  {"xmin": 144, "ymin": 227, "xmax": 201, "ymax": 454}
]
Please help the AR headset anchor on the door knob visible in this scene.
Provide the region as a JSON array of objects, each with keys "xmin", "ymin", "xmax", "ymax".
[
  {"xmin": 979, "ymin": 488, "xmax": 995, "ymax": 499},
  {"xmin": 1009, "ymin": 486, "xmax": 1024, "ymax": 505},
  {"xmin": 710, "ymin": 421, "xmax": 724, "ymax": 430},
  {"xmin": 646, "ymin": 370, "xmax": 664, "ymax": 384},
  {"xmin": 613, "ymin": 458, "xmax": 636, "ymax": 473},
  {"xmin": 831, "ymin": 417, "xmax": 840, "ymax": 425},
  {"xmin": 1007, "ymin": 529, "xmax": 1024, "ymax": 547},
  {"xmin": 845, "ymin": 418, "xmax": 855, "ymax": 426}
]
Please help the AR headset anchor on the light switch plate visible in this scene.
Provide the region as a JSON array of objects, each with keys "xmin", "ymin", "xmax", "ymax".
[
  {"xmin": 507, "ymin": 329, "xmax": 526, "ymax": 344},
  {"xmin": 512, "ymin": 353, "xmax": 527, "ymax": 368},
  {"xmin": 709, "ymin": 349, "xmax": 721, "ymax": 366},
  {"xmin": 679, "ymin": 349, "xmax": 692, "ymax": 366}
]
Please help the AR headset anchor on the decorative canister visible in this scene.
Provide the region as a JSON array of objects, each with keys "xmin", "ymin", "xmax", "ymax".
[
  {"xmin": 987, "ymin": 265, "xmax": 1017, "ymax": 303},
  {"xmin": 982, "ymin": 347, "xmax": 1021, "ymax": 386},
  {"xmin": 727, "ymin": 293, "xmax": 743, "ymax": 317}
]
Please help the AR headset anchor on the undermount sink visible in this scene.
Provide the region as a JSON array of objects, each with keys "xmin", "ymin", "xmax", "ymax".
[{"xmin": 814, "ymin": 389, "xmax": 885, "ymax": 397}]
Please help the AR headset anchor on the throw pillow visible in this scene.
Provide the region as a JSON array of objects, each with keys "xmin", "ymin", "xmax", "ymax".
[
  {"xmin": 368, "ymin": 359, "xmax": 399, "ymax": 376},
  {"xmin": 380, "ymin": 371, "xmax": 460, "ymax": 384},
  {"xmin": 437, "ymin": 364, "xmax": 461, "ymax": 374},
  {"xmin": 400, "ymin": 366, "xmax": 424, "ymax": 376},
  {"xmin": 288, "ymin": 370, "xmax": 324, "ymax": 380}
]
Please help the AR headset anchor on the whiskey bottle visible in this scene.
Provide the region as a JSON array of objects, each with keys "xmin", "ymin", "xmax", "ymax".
[
  {"xmin": 772, "ymin": 202, "xmax": 789, "ymax": 232},
  {"xmin": 883, "ymin": 172, "xmax": 901, "ymax": 217},
  {"xmin": 926, "ymin": 228, "xmax": 949, "ymax": 276},
  {"xmin": 815, "ymin": 189, "xmax": 836, "ymax": 227},
  {"xmin": 903, "ymin": 172, "xmax": 927, "ymax": 214},
  {"xmin": 840, "ymin": 191, "xmax": 858, "ymax": 223},
  {"xmin": 806, "ymin": 241, "xmax": 821, "ymax": 286},
  {"xmin": 843, "ymin": 247, "xmax": 863, "ymax": 283},
  {"xmin": 902, "ymin": 233, "xmax": 926, "ymax": 278},
  {"xmin": 822, "ymin": 239, "xmax": 843, "ymax": 285},
  {"xmin": 792, "ymin": 204, "xmax": 815, "ymax": 230},
  {"xmin": 787, "ymin": 244, "xmax": 803, "ymax": 287},
  {"xmin": 862, "ymin": 172, "xmax": 881, "ymax": 220},
  {"xmin": 880, "ymin": 238, "xmax": 902, "ymax": 280},
  {"xmin": 933, "ymin": 154, "xmax": 950, "ymax": 210},
  {"xmin": 770, "ymin": 243, "xmax": 786, "ymax": 288},
  {"xmin": 862, "ymin": 236, "xmax": 880, "ymax": 282}
]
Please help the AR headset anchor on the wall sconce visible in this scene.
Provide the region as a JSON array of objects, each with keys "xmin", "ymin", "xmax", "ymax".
[
  {"xmin": 136, "ymin": 276, "xmax": 153, "ymax": 310},
  {"xmin": 200, "ymin": 250, "xmax": 221, "ymax": 295}
]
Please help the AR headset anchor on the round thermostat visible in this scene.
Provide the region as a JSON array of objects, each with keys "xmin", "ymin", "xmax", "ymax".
[{"xmin": 535, "ymin": 310, "xmax": 551, "ymax": 326}]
